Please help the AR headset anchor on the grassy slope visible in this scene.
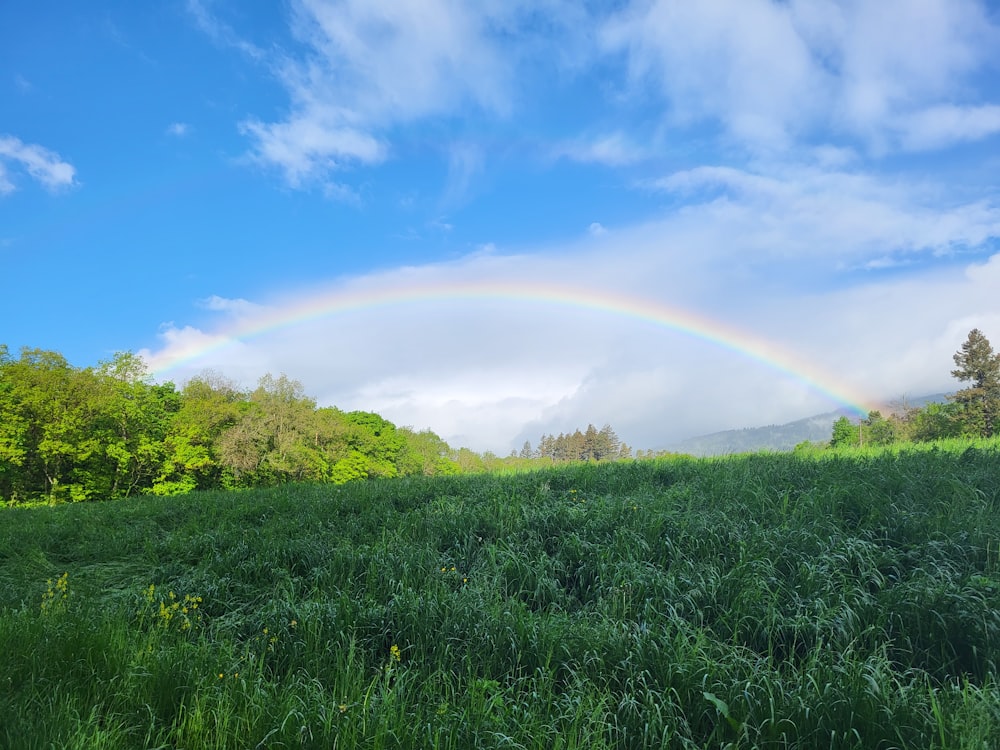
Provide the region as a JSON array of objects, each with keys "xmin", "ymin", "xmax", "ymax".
[{"xmin": 1, "ymin": 441, "xmax": 999, "ymax": 749}]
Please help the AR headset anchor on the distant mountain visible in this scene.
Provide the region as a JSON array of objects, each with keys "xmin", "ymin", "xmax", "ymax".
[{"xmin": 668, "ymin": 393, "xmax": 950, "ymax": 457}]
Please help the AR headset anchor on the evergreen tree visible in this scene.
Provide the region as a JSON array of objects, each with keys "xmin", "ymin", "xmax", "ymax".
[
  {"xmin": 950, "ymin": 328, "xmax": 1000, "ymax": 437},
  {"xmin": 519, "ymin": 440, "xmax": 534, "ymax": 459}
]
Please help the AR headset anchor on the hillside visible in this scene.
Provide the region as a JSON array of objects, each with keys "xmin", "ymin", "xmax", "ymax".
[
  {"xmin": 670, "ymin": 393, "xmax": 951, "ymax": 456},
  {"xmin": 2, "ymin": 443, "xmax": 998, "ymax": 748}
]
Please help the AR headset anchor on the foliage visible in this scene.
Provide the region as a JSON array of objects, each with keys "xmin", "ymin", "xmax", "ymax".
[
  {"xmin": 0, "ymin": 345, "xmax": 631, "ymax": 504},
  {"xmin": 950, "ymin": 328, "xmax": 1000, "ymax": 437},
  {"xmin": 1, "ymin": 445, "xmax": 999, "ymax": 747},
  {"xmin": 830, "ymin": 415, "xmax": 859, "ymax": 448},
  {"xmin": 829, "ymin": 329, "xmax": 1000, "ymax": 449},
  {"xmin": 533, "ymin": 424, "xmax": 629, "ymax": 462}
]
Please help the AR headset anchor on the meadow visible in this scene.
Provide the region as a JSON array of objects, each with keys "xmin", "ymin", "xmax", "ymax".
[{"xmin": 1, "ymin": 441, "xmax": 999, "ymax": 749}]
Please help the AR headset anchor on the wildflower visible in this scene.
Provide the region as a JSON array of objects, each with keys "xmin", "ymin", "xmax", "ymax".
[
  {"xmin": 263, "ymin": 627, "xmax": 269, "ymax": 635},
  {"xmin": 41, "ymin": 572, "xmax": 71, "ymax": 615},
  {"xmin": 218, "ymin": 673, "xmax": 225, "ymax": 679},
  {"xmin": 338, "ymin": 703, "xmax": 348, "ymax": 713},
  {"xmin": 290, "ymin": 619, "xmax": 297, "ymax": 628},
  {"xmin": 390, "ymin": 644, "xmax": 401, "ymax": 663}
]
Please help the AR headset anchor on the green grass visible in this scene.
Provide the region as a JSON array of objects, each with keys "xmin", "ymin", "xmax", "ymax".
[{"xmin": 2, "ymin": 442, "xmax": 999, "ymax": 748}]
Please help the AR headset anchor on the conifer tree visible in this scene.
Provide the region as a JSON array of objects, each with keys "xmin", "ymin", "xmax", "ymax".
[{"xmin": 950, "ymin": 328, "xmax": 1000, "ymax": 437}]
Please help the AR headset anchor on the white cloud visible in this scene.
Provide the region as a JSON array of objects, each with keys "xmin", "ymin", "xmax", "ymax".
[
  {"xmin": 166, "ymin": 122, "xmax": 191, "ymax": 137},
  {"xmin": 587, "ymin": 222, "xmax": 607, "ymax": 237},
  {"xmin": 893, "ymin": 104, "xmax": 1000, "ymax": 151},
  {"xmin": 240, "ymin": 115, "xmax": 386, "ymax": 187},
  {"xmin": 601, "ymin": 0, "xmax": 1000, "ymax": 152},
  {"xmin": 649, "ymin": 164, "xmax": 1000, "ymax": 267},
  {"xmin": 202, "ymin": 0, "xmax": 1000, "ymax": 198},
  {"xmin": 829, "ymin": 0, "xmax": 995, "ymax": 138},
  {"xmin": 233, "ymin": 0, "xmax": 524, "ymax": 189},
  {"xmin": 198, "ymin": 295, "xmax": 262, "ymax": 315},
  {"xmin": 0, "ymin": 135, "xmax": 77, "ymax": 195},
  {"xmin": 142, "ymin": 160, "xmax": 1000, "ymax": 452},
  {"xmin": 601, "ymin": 0, "xmax": 821, "ymax": 146},
  {"xmin": 553, "ymin": 131, "xmax": 649, "ymax": 166}
]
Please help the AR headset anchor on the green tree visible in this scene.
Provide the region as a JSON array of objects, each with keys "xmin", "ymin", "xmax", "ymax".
[
  {"xmin": 340, "ymin": 411, "xmax": 404, "ymax": 479},
  {"xmin": 153, "ymin": 372, "xmax": 244, "ymax": 495},
  {"xmin": 830, "ymin": 416, "xmax": 859, "ymax": 448},
  {"xmin": 0, "ymin": 348, "xmax": 103, "ymax": 501},
  {"xmin": 910, "ymin": 401, "xmax": 963, "ymax": 442},
  {"xmin": 863, "ymin": 410, "xmax": 897, "ymax": 446},
  {"xmin": 217, "ymin": 374, "xmax": 324, "ymax": 485},
  {"xmin": 397, "ymin": 427, "xmax": 461, "ymax": 476},
  {"xmin": 93, "ymin": 352, "xmax": 179, "ymax": 499},
  {"xmin": 0, "ymin": 345, "xmax": 26, "ymax": 501},
  {"xmin": 950, "ymin": 328, "xmax": 1000, "ymax": 437},
  {"xmin": 596, "ymin": 424, "xmax": 621, "ymax": 460}
]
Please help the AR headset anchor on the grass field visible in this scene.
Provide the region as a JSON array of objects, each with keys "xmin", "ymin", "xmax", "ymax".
[{"xmin": 2, "ymin": 441, "xmax": 999, "ymax": 748}]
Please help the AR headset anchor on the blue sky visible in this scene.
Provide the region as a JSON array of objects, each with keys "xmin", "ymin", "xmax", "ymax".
[{"xmin": 3, "ymin": 0, "xmax": 1000, "ymax": 452}]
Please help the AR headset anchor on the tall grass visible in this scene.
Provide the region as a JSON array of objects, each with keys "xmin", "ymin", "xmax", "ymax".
[{"xmin": 1, "ymin": 441, "xmax": 999, "ymax": 748}]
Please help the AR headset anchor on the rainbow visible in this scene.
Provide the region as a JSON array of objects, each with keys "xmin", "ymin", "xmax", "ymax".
[{"xmin": 149, "ymin": 279, "xmax": 874, "ymax": 416}]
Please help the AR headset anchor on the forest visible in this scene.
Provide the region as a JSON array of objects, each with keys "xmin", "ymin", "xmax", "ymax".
[
  {"xmin": 0, "ymin": 345, "xmax": 628, "ymax": 504},
  {"xmin": 1, "ymin": 327, "xmax": 997, "ymax": 505}
]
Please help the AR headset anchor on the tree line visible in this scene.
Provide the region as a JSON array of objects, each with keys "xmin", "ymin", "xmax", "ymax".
[
  {"xmin": 0, "ymin": 346, "xmax": 630, "ymax": 504},
  {"xmin": 829, "ymin": 328, "xmax": 1000, "ymax": 447},
  {"xmin": 517, "ymin": 424, "xmax": 631, "ymax": 463}
]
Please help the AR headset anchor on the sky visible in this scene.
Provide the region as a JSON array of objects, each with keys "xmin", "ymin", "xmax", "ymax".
[{"xmin": 3, "ymin": 0, "xmax": 1000, "ymax": 453}]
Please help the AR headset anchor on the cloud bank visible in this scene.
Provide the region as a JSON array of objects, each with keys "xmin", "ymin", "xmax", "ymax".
[{"xmin": 142, "ymin": 170, "xmax": 1000, "ymax": 451}]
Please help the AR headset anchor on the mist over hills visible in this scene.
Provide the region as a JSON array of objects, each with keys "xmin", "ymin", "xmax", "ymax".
[{"xmin": 668, "ymin": 393, "xmax": 950, "ymax": 457}]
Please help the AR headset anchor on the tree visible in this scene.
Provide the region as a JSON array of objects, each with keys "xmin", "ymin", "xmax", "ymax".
[
  {"xmin": 910, "ymin": 401, "xmax": 962, "ymax": 442},
  {"xmin": 597, "ymin": 424, "xmax": 621, "ymax": 460},
  {"xmin": 950, "ymin": 328, "xmax": 1000, "ymax": 437},
  {"xmin": 864, "ymin": 410, "xmax": 897, "ymax": 446},
  {"xmin": 830, "ymin": 416, "xmax": 859, "ymax": 448},
  {"xmin": 216, "ymin": 374, "xmax": 325, "ymax": 485},
  {"xmin": 153, "ymin": 372, "xmax": 244, "ymax": 494},
  {"xmin": 0, "ymin": 349, "xmax": 103, "ymax": 501},
  {"xmin": 518, "ymin": 440, "xmax": 534, "ymax": 459},
  {"xmin": 397, "ymin": 427, "xmax": 460, "ymax": 476},
  {"xmin": 94, "ymin": 352, "xmax": 178, "ymax": 499}
]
